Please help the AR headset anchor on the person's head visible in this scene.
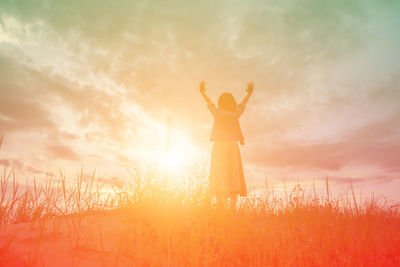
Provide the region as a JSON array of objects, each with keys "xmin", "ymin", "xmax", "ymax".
[{"xmin": 218, "ymin": 92, "xmax": 237, "ymax": 112}]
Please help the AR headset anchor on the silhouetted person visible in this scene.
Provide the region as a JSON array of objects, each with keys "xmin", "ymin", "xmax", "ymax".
[{"xmin": 200, "ymin": 81, "xmax": 254, "ymax": 208}]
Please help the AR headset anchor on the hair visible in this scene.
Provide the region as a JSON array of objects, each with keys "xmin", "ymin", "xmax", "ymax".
[{"xmin": 218, "ymin": 92, "xmax": 237, "ymax": 112}]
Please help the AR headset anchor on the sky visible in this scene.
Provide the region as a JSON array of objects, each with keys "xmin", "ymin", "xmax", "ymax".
[{"xmin": 0, "ymin": 0, "xmax": 399, "ymax": 201}]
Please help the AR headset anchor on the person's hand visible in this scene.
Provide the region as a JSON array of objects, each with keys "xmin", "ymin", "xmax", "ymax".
[
  {"xmin": 199, "ymin": 81, "xmax": 206, "ymax": 93},
  {"xmin": 246, "ymin": 82, "xmax": 254, "ymax": 94}
]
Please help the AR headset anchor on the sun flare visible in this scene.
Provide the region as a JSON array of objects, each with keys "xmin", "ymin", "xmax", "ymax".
[
  {"xmin": 161, "ymin": 152, "xmax": 184, "ymax": 172},
  {"xmin": 133, "ymin": 123, "xmax": 202, "ymax": 177},
  {"xmin": 158, "ymin": 130, "xmax": 201, "ymax": 175}
]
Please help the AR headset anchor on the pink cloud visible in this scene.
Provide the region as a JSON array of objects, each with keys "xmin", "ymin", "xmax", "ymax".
[
  {"xmin": 47, "ymin": 145, "xmax": 79, "ymax": 161},
  {"xmin": 246, "ymin": 113, "xmax": 400, "ymax": 181}
]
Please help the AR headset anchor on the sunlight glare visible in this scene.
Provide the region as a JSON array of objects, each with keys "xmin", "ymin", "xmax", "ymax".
[{"xmin": 159, "ymin": 130, "xmax": 200, "ymax": 175}]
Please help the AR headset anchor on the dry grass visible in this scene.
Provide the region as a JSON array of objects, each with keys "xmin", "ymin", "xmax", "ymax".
[{"xmin": 0, "ymin": 166, "xmax": 399, "ymax": 266}]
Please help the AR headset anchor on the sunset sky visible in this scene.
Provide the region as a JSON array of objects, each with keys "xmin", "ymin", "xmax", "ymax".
[{"xmin": 1, "ymin": 1, "xmax": 399, "ymax": 201}]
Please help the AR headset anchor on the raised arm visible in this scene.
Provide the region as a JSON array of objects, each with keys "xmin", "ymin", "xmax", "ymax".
[
  {"xmin": 199, "ymin": 81, "xmax": 213, "ymax": 105},
  {"xmin": 240, "ymin": 82, "xmax": 254, "ymax": 105}
]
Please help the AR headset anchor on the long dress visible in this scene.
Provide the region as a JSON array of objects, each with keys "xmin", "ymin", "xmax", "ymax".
[{"xmin": 207, "ymin": 103, "xmax": 247, "ymax": 197}]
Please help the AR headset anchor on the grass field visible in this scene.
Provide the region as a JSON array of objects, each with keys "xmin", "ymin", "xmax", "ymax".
[{"xmin": 0, "ymin": 167, "xmax": 399, "ymax": 266}]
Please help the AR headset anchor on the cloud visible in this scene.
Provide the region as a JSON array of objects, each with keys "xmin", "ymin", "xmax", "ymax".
[
  {"xmin": 0, "ymin": 158, "xmax": 24, "ymax": 170},
  {"xmin": 0, "ymin": 158, "xmax": 53, "ymax": 177},
  {"xmin": 247, "ymin": 142, "xmax": 348, "ymax": 170},
  {"xmin": 0, "ymin": 55, "xmax": 56, "ymax": 129},
  {"xmin": 246, "ymin": 113, "xmax": 400, "ymax": 175},
  {"xmin": 320, "ymin": 175, "xmax": 399, "ymax": 185},
  {"xmin": 0, "ymin": 53, "xmax": 140, "ymax": 143},
  {"xmin": 0, "ymin": 95, "xmax": 56, "ymax": 132},
  {"xmin": 0, "ymin": 0, "xmax": 400, "ymax": 194},
  {"xmin": 47, "ymin": 145, "xmax": 79, "ymax": 161}
]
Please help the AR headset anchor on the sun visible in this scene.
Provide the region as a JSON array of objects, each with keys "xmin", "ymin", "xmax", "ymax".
[
  {"xmin": 161, "ymin": 152, "xmax": 184, "ymax": 172},
  {"xmin": 124, "ymin": 120, "xmax": 203, "ymax": 179},
  {"xmin": 158, "ymin": 131, "xmax": 200, "ymax": 175}
]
